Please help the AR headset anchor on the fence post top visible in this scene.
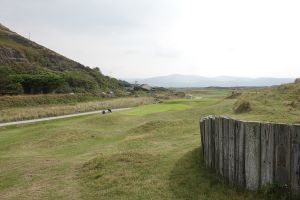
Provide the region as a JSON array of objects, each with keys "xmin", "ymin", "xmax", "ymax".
[{"xmin": 201, "ymin": 115, "xmax": 300, "ymax": 126}]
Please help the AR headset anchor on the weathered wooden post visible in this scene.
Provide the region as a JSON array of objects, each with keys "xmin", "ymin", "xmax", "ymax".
[
  {"xmin": 244, "ymin": 121, "xmax": 261, "ymax": 190},
  {"xmin": 214, "ymin": 117, "xmax": 220, "ymax": 171},
  {"xmin": 200, "ymin": 119, "xmax": 205, "ymax": 158},
  {"xmin": 209, "ymin": 116, "xmax": 215, "ymax": 168},
  {"xmin": 218, "ymin": 117, "xmax": 224, "ymax": 176},
  {"xmin": 291, "ymin": 124, "xmax": 300, "ymax": 194},
  {"xmin": 228, "ymin": 118, "xmax": 236, "ymax": 184},
  {"xmin": 207, "ymin": 117, "xmax": 212, "ymax": 167},
  {"xmin": 274, "ymin": 124, "xmax": 291, "ymax": 186},
  {"xmin": 235, "ymin": 120, "xmax": 245, "ymax": 187},
  {"xmin": 260, "ymin": 123, "xmax": 275, "ymax": 186},
  {"xmin": 203, "ymin": 117, "xmax": 208, "ymax": 166},
  {"xmin": 223, "ymin": 117, "xmax": 229, "ymax": 179}
]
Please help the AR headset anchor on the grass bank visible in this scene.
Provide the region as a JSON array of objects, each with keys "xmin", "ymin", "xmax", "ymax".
[
  {"xmin": 0, "ymin": 97, "xmax": 155, "ymax": 123},
  {"xmin": 0, "ymin": 94, "xmax": 102, "ymax": 109}
]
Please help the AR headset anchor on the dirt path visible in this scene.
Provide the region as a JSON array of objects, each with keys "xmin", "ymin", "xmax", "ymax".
[{"xmin": 0, "ymin": 108, "xmax": 131, "ymax": 127}]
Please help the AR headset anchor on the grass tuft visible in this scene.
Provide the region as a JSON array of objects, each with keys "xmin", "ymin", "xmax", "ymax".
[{"xmin": 233, "ymin": 99, "xmax": 252, "ymax": 114}]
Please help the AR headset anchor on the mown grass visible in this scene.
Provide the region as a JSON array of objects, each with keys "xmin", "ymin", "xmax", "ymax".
[
  {"xmin": 0, "ymin": 87, "xmax": 298, "ymax": 199},
  {"xmin": 122, "ymin": 102, "xmax": 191, "ymax": 116}
]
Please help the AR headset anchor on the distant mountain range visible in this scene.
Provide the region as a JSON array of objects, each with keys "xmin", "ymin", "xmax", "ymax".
[{"xmin": 126, "ymin": 74, "xmax": 294, "ymax": 87}]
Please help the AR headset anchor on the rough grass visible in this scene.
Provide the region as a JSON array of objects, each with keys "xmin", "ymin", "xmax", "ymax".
[
  {"xmin": 0, "ymin": 97, "xmax": 154, "ymax": 122},
  {"xmin": 79, "ymin": 152, "xmax": 159, "ymax": 199},
  {"xmin": 0, "ymin": 87, "xmax": 299, "ymax": 199},
  {"xmin": 0, "ymin": 94, "xmax": 101, "ymax": 109},
  {"xmin": 233, "ymin": 99, "xmax": 251, "ymax": 113},
  {"xmin": 232, "ymin": 82, "xmax": 300, "ymax": 123},
  {"xmin": 226, "ymin": 91, "xmax": 242, "ymax": 99}
]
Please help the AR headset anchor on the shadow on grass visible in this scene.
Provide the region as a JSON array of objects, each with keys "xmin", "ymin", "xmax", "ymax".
[
  {"xmin": 168, "ymin": 147, "xmax": 229, "ymax": 200},
  {"xmin": 168, "ymin": 148, "xmax": 293, "ymax": 200}
]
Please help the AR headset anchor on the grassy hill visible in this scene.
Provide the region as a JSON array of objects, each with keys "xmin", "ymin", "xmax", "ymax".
[
  {"xmin": 0, "ymin": 23, "xmax": 124, "ymax": 95},
  {"xmin": 231, "ymin": 81, "xmax": 300, "ymax": 123}
]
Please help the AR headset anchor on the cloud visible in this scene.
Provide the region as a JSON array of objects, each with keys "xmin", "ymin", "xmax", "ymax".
[
  {"xmin": 1, "ymin": 0, "xmax": 300, "ymax": 79},
  {"xmin": 154, "ymin": 48, "xmax": 181, "ymax": 58}
]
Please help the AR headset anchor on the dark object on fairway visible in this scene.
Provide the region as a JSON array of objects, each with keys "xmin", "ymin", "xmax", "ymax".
[
  {"xmin": 102, "ymin": 110, "xmax": 106, "ymax": 114},
  {"xmin": 108, "ymin": 109, "xmax": 112, "ymax": 113}
]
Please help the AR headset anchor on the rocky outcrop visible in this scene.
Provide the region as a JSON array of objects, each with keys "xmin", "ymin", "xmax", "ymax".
[
  {"xmin": 295, "ymin": 78, "xmax": 300, "ymax": 83},
  {"xmin": 0, "ymin": 46, "xmax": 27, "ymax": 63}
]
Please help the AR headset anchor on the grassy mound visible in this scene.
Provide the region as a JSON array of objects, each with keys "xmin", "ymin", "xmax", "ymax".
[
  {"xmin": 128, "ymin": 120, "xmax": 184, "ymax": 134},
  {"xmin": 233, "ymin": 99, "xmax": 251, "ymax": 113}
]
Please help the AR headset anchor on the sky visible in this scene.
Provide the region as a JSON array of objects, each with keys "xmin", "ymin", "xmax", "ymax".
[{"xmin": 0, "ymin": 0, "xmax": 300, "ymax": 79}]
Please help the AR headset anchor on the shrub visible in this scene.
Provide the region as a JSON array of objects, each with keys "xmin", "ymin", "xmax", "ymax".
[
  {"xmin": 17, "ymin": 73, "xmax": 64, "ymax": 94},
  {"xmin": 63, "ymin": 71, "xmax": 100, "ymax": 94},
  {"xmin": 0, "ymin": 66, "xmax": 23, "ymax": 95}
]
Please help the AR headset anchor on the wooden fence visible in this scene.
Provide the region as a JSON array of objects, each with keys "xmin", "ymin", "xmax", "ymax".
[{"xmin": 200, "ymin": 116, "xmax": 300, "ymax": 194}]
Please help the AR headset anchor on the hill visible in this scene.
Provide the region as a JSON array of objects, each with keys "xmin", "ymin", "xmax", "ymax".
[
  {"xmin": 0, "ymin": 23, "xmax": 125, "ymax": 95},
  {"xmin": 233, "ymin": 80, "xmax": 300, "ymax": 123},
  {"xmin": 128, "ymin": 74, "xmax": 294, "ymax": 87}
]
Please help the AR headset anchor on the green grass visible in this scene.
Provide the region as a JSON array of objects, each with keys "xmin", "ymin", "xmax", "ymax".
[
  {"xmin": 0, "ymin": 87, "xmax": 298, "ymax": 199},
  {"xmin": 122, "ymin": 101, "xmax": 191, "ymax": 116}
]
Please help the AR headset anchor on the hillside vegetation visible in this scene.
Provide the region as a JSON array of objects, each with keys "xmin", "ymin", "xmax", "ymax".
[
  {"xmin": 0, "ymin": 23, "xmax": 124, "ymax": 95},
  {"xmin": 232, "ymin": 81, "xmax": 300, "ymax": 123}
]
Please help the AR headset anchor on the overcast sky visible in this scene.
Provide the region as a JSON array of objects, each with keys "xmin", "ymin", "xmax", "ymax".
[{"xmin": 1, "ymin": 0, "xmax": 300, "ymax": 79}]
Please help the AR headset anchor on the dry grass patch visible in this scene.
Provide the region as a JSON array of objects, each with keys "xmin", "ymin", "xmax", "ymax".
[{"xmin": 0, "ymin": 97, "xmax": 155, "ymax": 122}]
